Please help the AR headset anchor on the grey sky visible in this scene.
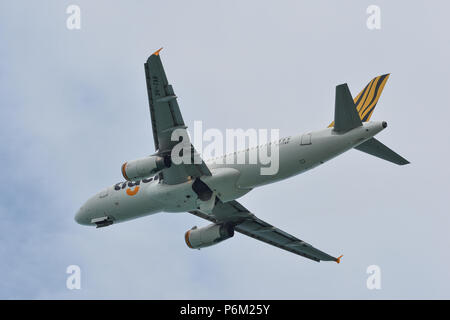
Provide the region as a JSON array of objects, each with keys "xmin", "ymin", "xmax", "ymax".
[{"xmin": 0, "ymin": 0, "xmax": 449, "ymax": 299}]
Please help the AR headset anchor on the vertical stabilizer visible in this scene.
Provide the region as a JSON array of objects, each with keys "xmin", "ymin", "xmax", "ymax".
[{"xmin": 328, "ymin": 74, "xmax": 390, "ymax": 128}]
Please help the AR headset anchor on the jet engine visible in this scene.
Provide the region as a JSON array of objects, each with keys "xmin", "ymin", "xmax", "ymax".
[
  {"xmin": 121, "ymin": 155, "xmax": 171, "ymax": 181},
  {"xmin": 185, "ymin": 223, "xmax": 234, "ymax": 249}
]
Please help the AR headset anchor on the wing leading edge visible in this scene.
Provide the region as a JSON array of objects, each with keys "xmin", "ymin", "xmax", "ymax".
[{"xmin": 189, "ymin": 200, "xmax": 341, "ymax": 263}]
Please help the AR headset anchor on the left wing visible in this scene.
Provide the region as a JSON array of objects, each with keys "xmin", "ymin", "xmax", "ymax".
[
  {"xmin": 189, "ymin": 200, "xmax": 341, "ymax": 263},
  {"xmin": 144, "ymin": 48, "xmax": 211, "ymax": 184}
]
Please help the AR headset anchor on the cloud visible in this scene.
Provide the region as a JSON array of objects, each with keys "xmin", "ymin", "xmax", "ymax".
[{"xmin": 0, "ymin": 0, "xmax": 449, "ymax": 299}]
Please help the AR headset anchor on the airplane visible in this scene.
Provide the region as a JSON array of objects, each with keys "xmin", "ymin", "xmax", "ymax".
[{"xmin": 75, "ymin": 48, "xmax": 409, "ymax": 263}]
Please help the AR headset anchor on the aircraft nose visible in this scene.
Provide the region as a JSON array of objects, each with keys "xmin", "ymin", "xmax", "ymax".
[{"xmin": 75, "ymin": 206, "xmax": 91, "ymax": 226}]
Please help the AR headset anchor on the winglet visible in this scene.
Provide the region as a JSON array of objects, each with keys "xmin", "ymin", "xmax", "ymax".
[
  {"xmin": 153, "ymin": 47, "xmax": 163, "ymax": 56},
  {"xmin": 336, "ymin": 255, "xmax": 343, "ymax": 264}
]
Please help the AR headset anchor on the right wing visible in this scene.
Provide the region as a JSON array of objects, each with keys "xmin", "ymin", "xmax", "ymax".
[
  {"xmin": 144, "ymin": 49, "xmax": 211, "ymax": 184},
  {"xmin": 189, "ymin": 200, "xmax": 341, "ymax": 263}
]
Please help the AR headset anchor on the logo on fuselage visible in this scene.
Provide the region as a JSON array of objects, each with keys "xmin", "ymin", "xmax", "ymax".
[
  {"xmin": 114, "ymin": 176, "xmax": 156, "ymax": 196},
  {"xmin": 126, "ymin": 186, "xmax": 139, "ymax": 196}
]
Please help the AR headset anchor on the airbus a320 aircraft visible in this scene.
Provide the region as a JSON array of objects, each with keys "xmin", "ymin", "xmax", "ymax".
[{"xmin": 75, "ymin": 48, "xmax": 409, "ymax": 263}]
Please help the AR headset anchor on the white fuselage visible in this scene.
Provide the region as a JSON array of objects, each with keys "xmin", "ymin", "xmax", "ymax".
[{"xmin": 75, "ymin": 121, "xmax": 385, "ymax": 226}]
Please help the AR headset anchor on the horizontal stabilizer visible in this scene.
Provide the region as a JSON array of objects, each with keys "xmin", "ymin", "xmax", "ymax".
[
  {"xmin": 355, "ymin": 138, "xmax": 410, "ymax": 165},
  {"xmin": 334, "ymin": 84, "xmax": 362, "ymax": 133}
]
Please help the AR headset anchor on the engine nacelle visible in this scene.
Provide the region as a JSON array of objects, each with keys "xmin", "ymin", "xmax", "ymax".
[
  {"xmin": 185, "ymin": 223, "xmax": 234, "ymax": 249},
  {"xmin": 121, "ymin": 155, "xmax": 171, "ymax": 181}
]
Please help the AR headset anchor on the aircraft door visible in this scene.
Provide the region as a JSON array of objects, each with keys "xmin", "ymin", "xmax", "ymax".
[{"xmin": 300, "ymin": 133, "xmax": 312, "ymax": 145}]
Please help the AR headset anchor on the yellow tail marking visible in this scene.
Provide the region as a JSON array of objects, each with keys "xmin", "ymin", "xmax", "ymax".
[
  {"xmin": 327, "ymin": 74, "xmax": 389, "ymax": 127},
  {"xmin": 360, "ymin": 75, "xmax": 389, "ymax": 121},
  {"xmin": 364, "ymin": 108, "xmax": 376, "ymax": 122},
  {"xmin": 355, "ymin": 78, "xmax": 376, "ymax": 114},
  {"xmin": 353, "ymin": 83, "xmax": 366, "ymax": 106},
  {"xmin": 358, "ymin": 77, "xmax": 380, "ymax": 115}
]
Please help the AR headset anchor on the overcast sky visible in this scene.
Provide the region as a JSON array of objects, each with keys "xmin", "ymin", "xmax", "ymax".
[{"xmin": 1, "ymin": 0, "xmax": 449, "ymax": 299}]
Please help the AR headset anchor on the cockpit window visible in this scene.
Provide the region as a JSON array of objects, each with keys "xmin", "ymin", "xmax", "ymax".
[{"xmin": 99, "ymin": 189, "xmax": 108, "ymax": 198}]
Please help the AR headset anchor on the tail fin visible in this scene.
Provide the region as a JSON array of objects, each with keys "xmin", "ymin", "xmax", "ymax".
[
  {"xmin": 355, "ymin": 137, "xmax": 410, "ymax": 165},
  {"xmin": 328, "ymin": 74, "xmax": 390, "ymax": 127}
]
